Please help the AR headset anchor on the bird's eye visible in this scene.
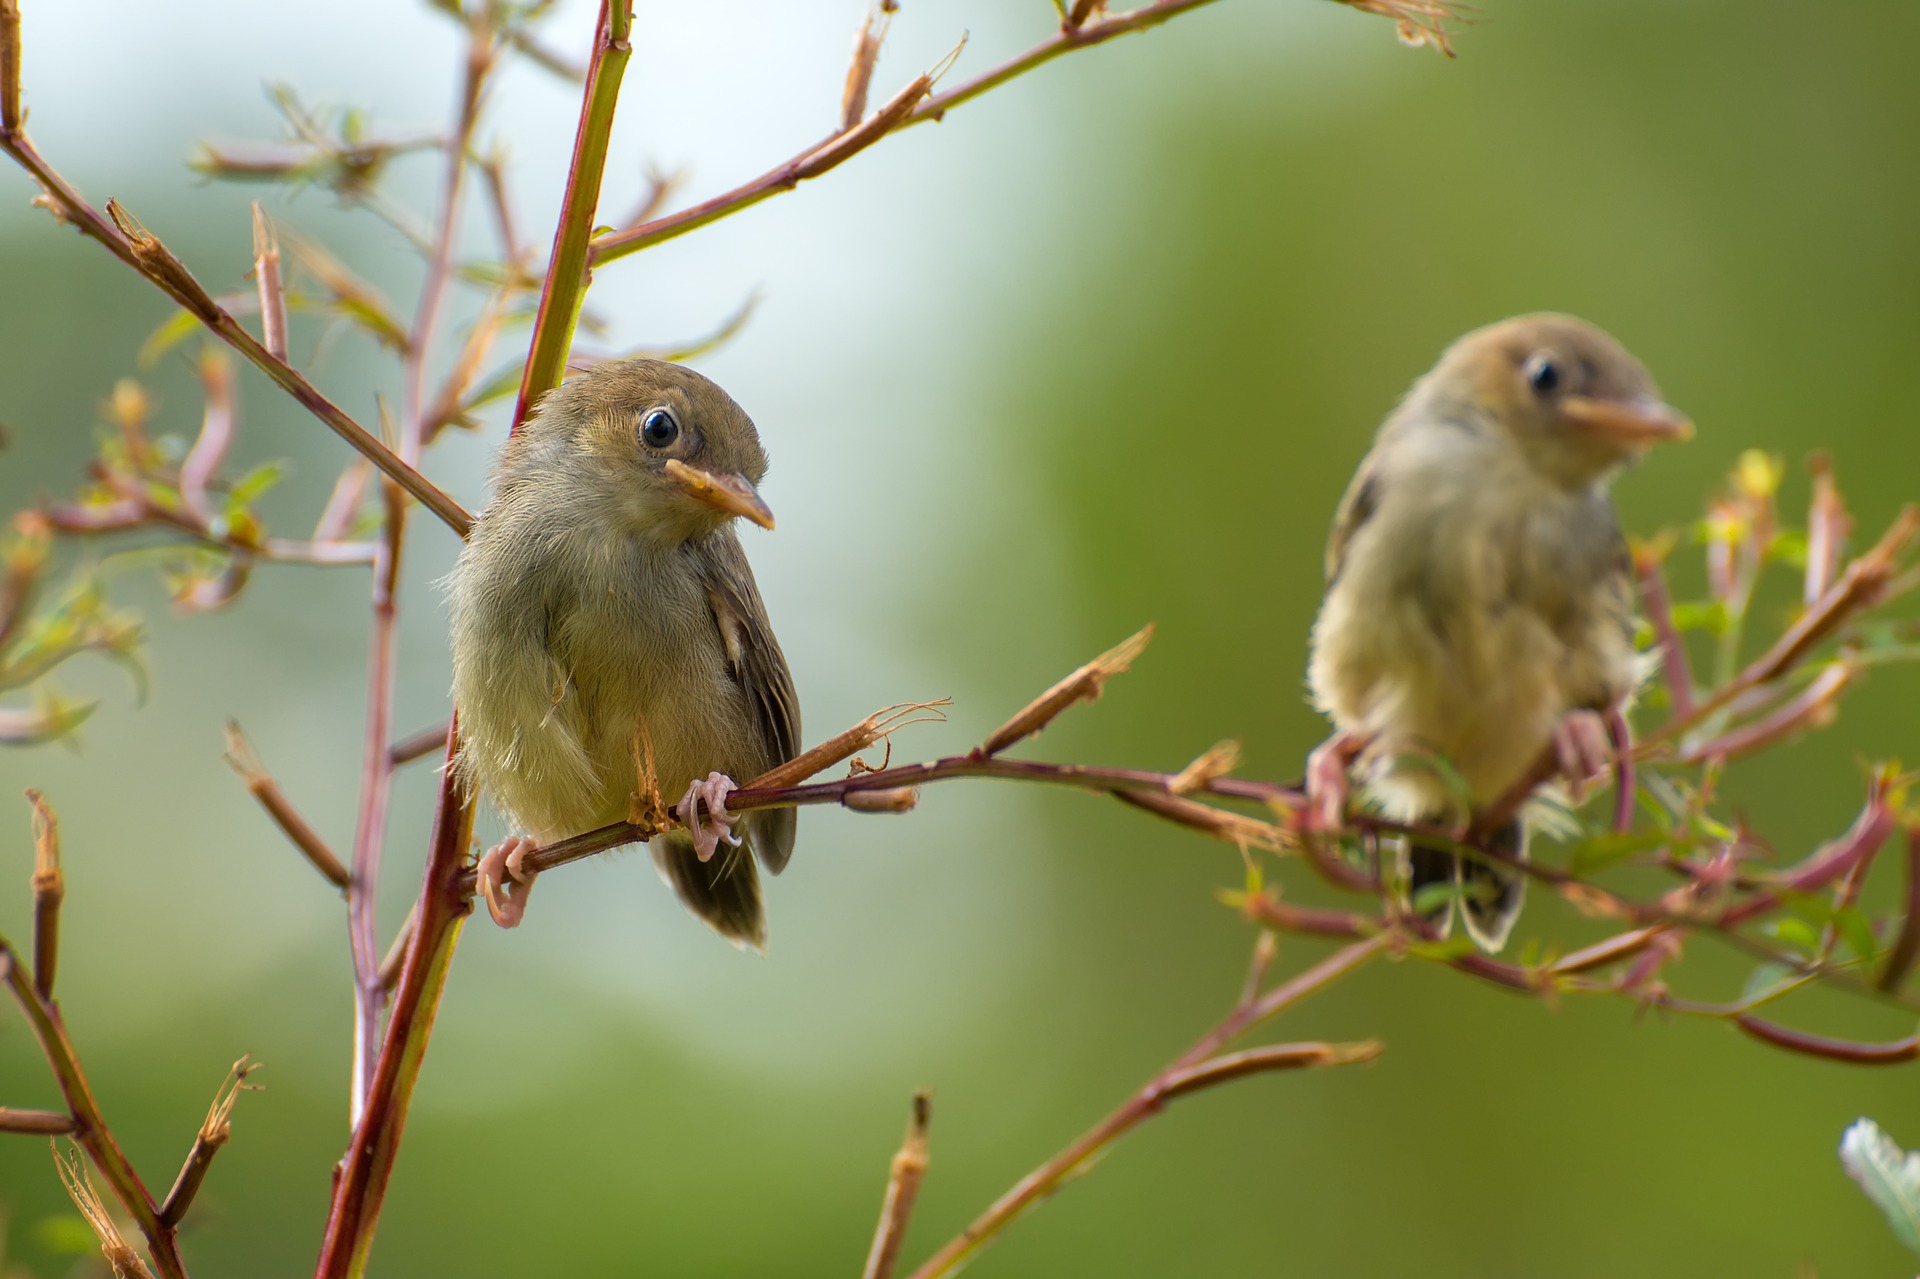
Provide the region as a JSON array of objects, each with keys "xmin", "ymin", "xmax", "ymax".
[
  {"xmin": 1524, "ymin": 353, "xmax": 1560, "ymax": 396},
  {"xmin": 639, "ymin": 408, "xmax": 680, "ymax": 449}
]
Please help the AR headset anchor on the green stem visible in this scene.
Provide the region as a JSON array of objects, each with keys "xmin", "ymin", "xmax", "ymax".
[{"xmin": 510, "ymin": 0, "xmax": 632, "ymax": 430}]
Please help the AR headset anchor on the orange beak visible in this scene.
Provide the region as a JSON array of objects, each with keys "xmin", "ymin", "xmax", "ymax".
[
  {"xmin": 663, "ymin": 459, "xmax": 776, "ymax": 530},
  {"xmin": 1560, "ymin": 395, "xmax": 1694, "ymax": 446}
]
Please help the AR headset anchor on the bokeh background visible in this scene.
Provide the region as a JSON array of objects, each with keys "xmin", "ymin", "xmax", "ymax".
[{"xmin": 5, "ymin": 1, "xmax": 1920, "ymax": 1274}]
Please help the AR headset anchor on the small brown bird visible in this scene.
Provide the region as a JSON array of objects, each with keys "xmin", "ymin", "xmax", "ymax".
[
  {"xmin": 447, "ymin": 359, "xmax": 799, "ymax": 950},
  {"xmin": 1305, "ymin": 314, "xmax": 1691, "ymax": 950}
]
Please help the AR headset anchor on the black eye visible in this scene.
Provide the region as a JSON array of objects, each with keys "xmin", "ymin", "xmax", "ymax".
[
  {"xmin": 640, "ymin": 408, "xmax": 680, "ymax": 449},
  {"xmin": 1525, "ymin": 353, "xmax": 1560, "ymax": 396}
]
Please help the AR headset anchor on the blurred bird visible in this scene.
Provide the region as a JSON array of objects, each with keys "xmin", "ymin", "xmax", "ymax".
[
  {"xmin": 1305, "ymin": 314, "xmax": 1691, "ymax": 950},
  {"xmin": 447, "ymin": 359, "xmax": 799, "ymax": 950}
]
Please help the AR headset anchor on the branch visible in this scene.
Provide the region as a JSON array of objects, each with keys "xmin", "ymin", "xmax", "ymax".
[
  {"xmin": 903, "ymin": 936, "xmax": 1388, "ymax": 1279},
  {"xmin": 0, "ymin": 64, "xmax": 470, "ymax": 535},
  {"xmin": 589, "ymin": 60, "xmax": 939, "ymax": 267},
  {"xmin": 510, "ymin": 0, "xmax": 632, "ymax": 429},
  {"xmin": 223, "ymin": 723, "xmax": 351, "ymax": 892},
  {"xmin": 345, "ymin": 477, "xmax": 406, "ymax": 1126},
  {"xmin": 861, "ymin": 1091, "xmax": 931, "ymax": 1279},
  {"xmin": 26, "ymin": 786, "xmax": 62, "ymax": 999},
  {"xmin": 0, "ymin": 937, "xmax": 187, "ymax": 1278},
  {"xmin": 587, "ymin": 0, "xmax": 1459, "ymax": 268},
  {"xmin": 0, "ymin": 1107, "xmax": 73, "ymax": 1134},
  {"xmin": 1643, "ymin": 504, "xmax": 1920, "ymax": 750},
  {"xmin": 158, "ymin": 1057, "xmax": 261, "ymax": 1227},
  {"xmin": 312, "ymin": 727, "xmax": 474, "ymax": 1279}
]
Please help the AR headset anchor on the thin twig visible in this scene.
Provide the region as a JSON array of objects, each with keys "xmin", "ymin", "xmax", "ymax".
[
  {"xmin": 312, "ymin": 725, "xmax": 475, "ymax": 1279},
  {"xmin": 1878, "ymin": 825, "xmax": 1920, "ymax": 992},
  {"xmin": 389, "ymin": 720, "xmax": 452, "ymax": 768},
  {"xmin": 1, "ymin": 939, "xmax": 186, "ymax": 1278},
  {"xmin": 158, "ymin": 1057, "xmax": 262, "ymax": 1227},
  {"xmin": 26, "ymin": 788, "xmax": 62, "ymax": 1000},
  {"xmin": 904, "ymin": 936, "xmax": 1388, "ymax": 1279},
  {"xmin": 346, "ymin": 478, "xmax": 407, "ymax": 1126},
  {"xmin": 251, "ymin": 203, "xmax": 288, "ymax": 361},
  {"xmin": 0, "ymin": 1107, "xmax": 74, "ymax": 1134},
  {"xmin": 510, "ymin": 0, "xmax": 632, "ymax": 429},
  {"xmin": 588, "ymin": 58, "xmax": 942, "ymax": 266},
  {"xmin": 862, "ymin": 1091, "xmax": 931, "ymax": 1279},
  {"xmin": 1645, "ymin": 504, "xmax": 1920, "ymax": 749},
  {"xmin": 985, "ymin": 625, "xmax": 1151, "ymax": 754},
  {"xmin": 223, "ymin": 723, "xmax": 351, "ymax": 891},
  {"xmin": 1634, "ymin": 547, "xmax": 1696, "ymax": 718},
  {"xmin": 0, "ymin": 125, "xmax": 469, "ymax": 532}
]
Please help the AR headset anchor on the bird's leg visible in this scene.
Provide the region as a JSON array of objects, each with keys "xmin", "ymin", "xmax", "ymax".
[
  {"xmin": 676, "ymin": 771, "xmax": 743, "ymax": 863},
  {"xmin": 477, "ymin": 834, "xmax": 540, "ymax": 929},
  {"xmin": 1304, "ymin": 732, "xmax": 1367, "ymax": 832},
  {"xmin": 1553, "ymin": 709, "xmax": 1613, "ymax": 802}
]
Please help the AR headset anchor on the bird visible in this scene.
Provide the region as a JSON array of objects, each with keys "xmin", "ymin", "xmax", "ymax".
[
  {"xmin": 1304, "ymin": 314, "xmax": 1691, "ymax": 951},
  {"xmin": 446, "ymin": 358, "xmax": 799, "ymax": 951}
]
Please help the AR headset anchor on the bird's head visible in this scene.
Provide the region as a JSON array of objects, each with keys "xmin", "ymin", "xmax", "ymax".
[
  {"xmin": 1424, "ymin": 313, "xmax": 1693, "ymax": 488},
  {"xmin": 525, "ymin": 357, "xmax": 774, "ymax": 541}
]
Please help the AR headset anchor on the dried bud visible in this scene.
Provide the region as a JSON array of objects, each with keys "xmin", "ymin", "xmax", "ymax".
[{"xmin": 843, "ymin": 786, "xmax": 919, "ymax": 813}]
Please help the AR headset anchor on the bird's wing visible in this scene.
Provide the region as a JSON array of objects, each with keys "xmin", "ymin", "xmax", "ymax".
[
  {"xmin": 1324, "ymin": 458, "xmax": 1384, "ymax": 585},
  {"xmin": 699, "ymin": 535, "xmax": 801, "ymax": 873}
]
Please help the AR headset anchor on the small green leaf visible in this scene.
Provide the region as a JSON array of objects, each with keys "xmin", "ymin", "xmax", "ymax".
[
  {"xmin": 1741, "ymin": 960, "xmax": 1795, "ymax": 1003},
  {"xmin": 1410, "ymin": 881, "xmax": 1456, "ymax": 918},
  {"xmin": 1767, "ymin": 917, "xmax": 1821, "ymax": 954},
  {"xmin": 1669, "ymin": 600, "xmax": 1732, "ymax": 635},
  {"xmin": 137, "ymin": 308, "xmax": 210, "ymax": 369},
  {"xmin": 1567, "ymin": 830, "xmax": 1668, "ymax": 875},
  {"xmin": 228, "ymin": 460, "xmax": 290, "ymax": 509},
  {"xmin": 1840, "ymin": 1118, "xmax": 1920, "ymax": 1255}
]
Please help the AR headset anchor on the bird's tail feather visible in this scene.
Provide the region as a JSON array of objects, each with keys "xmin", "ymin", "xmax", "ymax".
[
  {"xmin": 1459, "ymin": 817, "xmax": 1527, "ymax": 953},
  {"xmin": 651, "ymin": 831, "xmax": 767, "ymax": 953},
  {"xmin": 1398, "ymin": 816, "xmax": 1528, "ymax": 953}
]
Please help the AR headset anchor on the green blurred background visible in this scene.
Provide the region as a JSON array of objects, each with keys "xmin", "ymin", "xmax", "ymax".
[{"xmin": 5, "ymin": 0, "xmax": 1920, "ymax": 1274}]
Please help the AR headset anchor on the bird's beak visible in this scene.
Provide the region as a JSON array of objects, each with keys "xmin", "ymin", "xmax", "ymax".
[
  {"xmin": 663, "ymin": 459, "xmax": 776, "ymax": 530},
  {"xmin": 1560, "ymin": 396, "xmax": 1694, "ymax": 446}
]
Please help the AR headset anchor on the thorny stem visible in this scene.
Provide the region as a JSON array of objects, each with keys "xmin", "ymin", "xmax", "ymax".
[{"xmin": 903, "ymin": 936, "xmax": 1388, "ymax": 1279}]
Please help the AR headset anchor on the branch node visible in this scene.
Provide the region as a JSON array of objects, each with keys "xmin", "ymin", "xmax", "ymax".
[{"xmin": 25, "ymin": 788, "xmax": 62, "ymax": 1000}]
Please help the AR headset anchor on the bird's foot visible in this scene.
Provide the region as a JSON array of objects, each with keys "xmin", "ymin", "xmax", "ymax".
[
  {"xmin": 676, "ymin": 771, "xmax": 743, "ymax": 863},
  {"xmin": 1553, "ymin": 710, "xmax": 1613, "ymax": 802},
  {"xmin": 1304, "ymin": 732, "xmax": 1365, "ymax": 833},
  {"xmin": 477, "ymin": 834, "xmax": 539, "ymax": 929}
]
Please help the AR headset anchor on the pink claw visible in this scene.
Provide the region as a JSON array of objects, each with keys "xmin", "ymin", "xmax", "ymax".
[
  {"xmin": 1305, "ymin": 733, "xmax": 1365, "ymax": 833},
  {"xmin": 1554, "ymin": 710, "xmax": 1613, "ymax": 802},
  {"xmin": 676, "ymin": 771, "xmax": 742, "ymax": 863},
  {"xmin": 478, "ymin": 834, "xmax": 539, "ymax": 929}
]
